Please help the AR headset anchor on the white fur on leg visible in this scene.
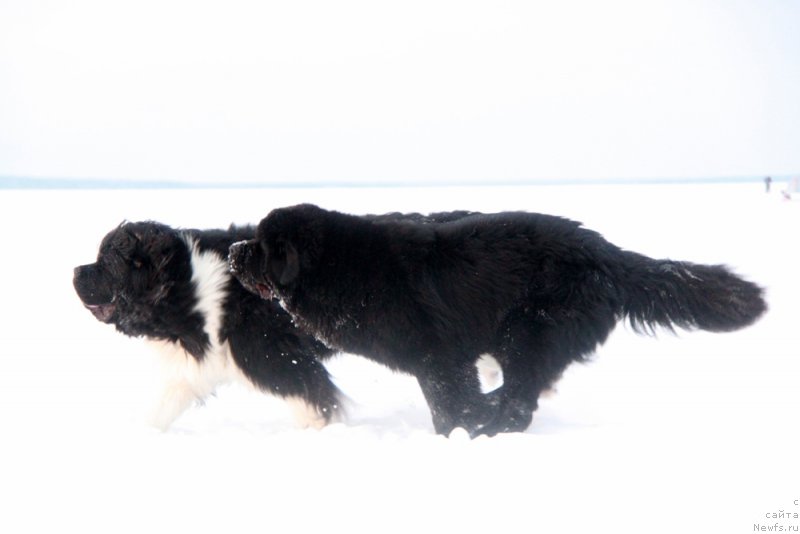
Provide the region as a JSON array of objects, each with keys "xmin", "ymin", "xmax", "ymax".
[
  {"xmin": 474, "ymin": 353, "xmax": 561, "ymax": 399},
  {"xmin": 476, "ymin": 353, "xmax": 504, "ymax": 394},
  {"xmin": 286, "ymin": 397, "xmax": 330, "ymax": 430},
  {"xmin": 148, "ymin": 378, "xmax": 200, "ymax": 431},
  {"xmin": 146, "ymin": 338, "xmax": 241, "ymax": 430},
  {"xmin": 145, "ymin": 238, "xmax": 252, "ymax": 430}
]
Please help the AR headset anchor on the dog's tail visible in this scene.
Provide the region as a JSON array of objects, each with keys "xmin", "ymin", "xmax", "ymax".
[{"xmin": 619, "ymin": 252, "xmax": 766, "ymax": 334}]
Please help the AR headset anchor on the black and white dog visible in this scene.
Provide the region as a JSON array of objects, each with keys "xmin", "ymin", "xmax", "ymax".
[
  {"xmin": 229, "ymin": 204, "xmax": 767, "ymax": 437},
  {"xmin": 73, "ymin": 221, "xmax": 343, "ymax": 430}
]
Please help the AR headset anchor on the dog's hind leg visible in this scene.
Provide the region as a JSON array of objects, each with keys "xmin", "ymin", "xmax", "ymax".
[
  {"xmin": 479, "ymin": 315, "xmax": 585, "ymax": 436},
  {"xmin": 415, "ymin": 357, "xmax": 497, "ymax": 437}
]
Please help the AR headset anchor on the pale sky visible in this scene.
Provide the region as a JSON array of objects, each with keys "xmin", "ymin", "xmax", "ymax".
[{"xmin": 1, "ymin": 0, "xmax": 798, "ymax": 185}]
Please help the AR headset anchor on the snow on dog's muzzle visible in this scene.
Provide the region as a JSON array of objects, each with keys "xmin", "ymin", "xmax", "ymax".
[
  {"xmin": 227, "ymin": 240, "xmax": 250, "ymax": 276},
  {"xmin": 228, "ymin": 241, "xmax": 276, "ymax": 300}
]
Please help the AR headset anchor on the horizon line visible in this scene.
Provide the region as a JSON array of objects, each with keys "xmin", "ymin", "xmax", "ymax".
[{"xmin": 0, "ymin": 174, "xmax": 792, "ymax": 190}]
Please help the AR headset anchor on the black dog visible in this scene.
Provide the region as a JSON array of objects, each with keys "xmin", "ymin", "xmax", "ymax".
[
  {"xmin": 73, "ymin": 221, "xmax": 343, "ymax": 430},
  {"xmin": 229, "ymin": 204, "xmax": 767, "ymax": 437}
]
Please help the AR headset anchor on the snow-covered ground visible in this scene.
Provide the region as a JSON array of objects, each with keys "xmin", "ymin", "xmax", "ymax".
[{"xmin": 1, "ymin": 183, "xmax": 797, "ymax": 533}]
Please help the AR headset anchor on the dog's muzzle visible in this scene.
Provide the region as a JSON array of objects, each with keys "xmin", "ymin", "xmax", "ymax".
[
  {"xmin": 228, "ymin": 241, "xmax": 276, "ymax": 300},
  {"xmin": 73, "ymin": 265, "xmax": 117, "ymax": 322},
  {"xmin": 228, "ymin": 240, "xmax": 250, "ymax": 276}
]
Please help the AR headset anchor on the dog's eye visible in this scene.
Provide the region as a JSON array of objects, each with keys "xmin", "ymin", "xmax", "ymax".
[{"xmin": 132, "ymin": 258, "xmax": 144, "ymax": 269}]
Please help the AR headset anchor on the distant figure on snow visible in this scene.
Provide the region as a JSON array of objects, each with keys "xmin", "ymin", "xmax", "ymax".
[{"xmin": 765, "ymin": 176, "xmax": 772, "ymax": 193}]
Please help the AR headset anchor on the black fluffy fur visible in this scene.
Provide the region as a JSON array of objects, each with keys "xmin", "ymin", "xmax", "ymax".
[
  {"xmin": 230, "ymin": 204, "xmax": 767, "ymax": 437},
  {"xmin": 73, "ymin": 221, "xmax": 343, "ymax": 424}
]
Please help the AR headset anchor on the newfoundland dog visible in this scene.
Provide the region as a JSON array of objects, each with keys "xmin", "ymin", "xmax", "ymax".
[
  {"xmin": 229, "ymin": 204, "xmax": 766, "ymax": 437},
  {"xmin": 73, "ymin": 221, "xmax": 343, "ymax": 430}
]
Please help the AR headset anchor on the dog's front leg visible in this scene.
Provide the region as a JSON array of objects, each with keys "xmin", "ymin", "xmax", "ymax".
[{"xmin": 147, "ymin": 379, "xmax": 200, "ymax": 431}]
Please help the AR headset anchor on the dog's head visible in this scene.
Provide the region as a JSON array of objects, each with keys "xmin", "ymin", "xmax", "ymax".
[
  {"xmin": 73, "ymin": 221, "xmax": 192, "ymax": 338},
  {"xmin": 229, "ymin": 204, "xmax": 326, "ymax": 302}
]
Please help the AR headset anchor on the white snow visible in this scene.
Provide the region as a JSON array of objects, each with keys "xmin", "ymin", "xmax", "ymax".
[{"xmin": 0, "ymin": 183, "xmax": 797, "ymax": 533}]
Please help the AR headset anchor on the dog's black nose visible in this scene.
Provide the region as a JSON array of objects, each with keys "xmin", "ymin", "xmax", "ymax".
[
  {"xmin": 73, "ymin": 264, "xmax": 91, "ymax": 286},
  {"xmin": 228, "ymin": 241, "xmax": 249, "ymax": 275}
]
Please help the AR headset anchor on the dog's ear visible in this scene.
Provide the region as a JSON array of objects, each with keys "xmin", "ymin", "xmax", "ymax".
[
  {"xmin": 279, "ymin": 241, "xmax": 300, "ymax": 285},
  {"xmin": 269, "ymin": 239, "xmax": 300, "ymax": 287},
  {"xmin": 264, "ymin": 206, "xmax": 325, "ymax": 287}
]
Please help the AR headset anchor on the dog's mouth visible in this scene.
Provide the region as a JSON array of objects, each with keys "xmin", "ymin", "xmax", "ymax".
[
  {"xmin": 85, "ymin": 303, "xmax": 116, "ymax": 323},
  {"xmin": 255, "ymin": 283, "xmax": 274, "ymax": 300}
]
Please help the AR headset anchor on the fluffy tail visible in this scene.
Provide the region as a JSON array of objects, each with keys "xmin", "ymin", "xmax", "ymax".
[{"xmin": 620, "ymin": 252, "xmax": 767, "ymax": 334}]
